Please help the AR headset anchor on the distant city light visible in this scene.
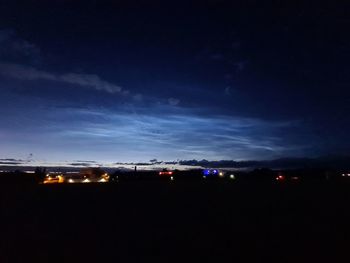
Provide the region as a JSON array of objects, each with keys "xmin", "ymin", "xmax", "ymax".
[
  {"xmin": 159, "ymin": 171, "xmax": 173, "ymax": 176},
  {"xmin": 230, "ymin": 174, "xmax": 235, "ymax": 180},
  {"xmin": 43, "ymin": 174, "xmax": 64, "ymax": 184},
  {"xmin": 276, "ymin": 175, "xmax": 285, "ymax": 181},
  {"xmin": 203, "ymin": 169, "xmax": 221, "ymax": 176},
  {"xmin": 170, "ymin": 176, "xmax": 174, "ymax": 181}
]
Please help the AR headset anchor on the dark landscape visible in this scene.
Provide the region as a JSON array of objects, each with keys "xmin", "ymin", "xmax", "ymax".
[{"xmin": 1, "ymin": 169, "xmax": 350, "ymax": 262}]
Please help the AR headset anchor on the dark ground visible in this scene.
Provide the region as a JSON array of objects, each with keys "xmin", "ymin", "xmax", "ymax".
[{"xmin": 1, "ymin": 181, "xmax": 350, "ymax": 262}]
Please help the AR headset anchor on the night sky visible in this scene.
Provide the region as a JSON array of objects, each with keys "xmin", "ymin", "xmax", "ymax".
[{"xmin": 0, "ymin": 1, "xmax": 349, "ymax": 165}]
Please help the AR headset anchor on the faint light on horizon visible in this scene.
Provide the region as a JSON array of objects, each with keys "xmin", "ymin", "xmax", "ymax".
[{"xmin": 276, "ymin": 175, "xmax": 285, "ymax": 181}]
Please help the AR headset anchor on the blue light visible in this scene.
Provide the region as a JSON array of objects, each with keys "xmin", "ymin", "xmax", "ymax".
[{"xmin": 203, "ymin": 169, "xmax": 210, "ymax": 175}]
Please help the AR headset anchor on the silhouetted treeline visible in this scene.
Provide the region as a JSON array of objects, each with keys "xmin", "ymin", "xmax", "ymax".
[{"xmin": 179, "ymin": 155, "xmax": 350, "ymax": 170}]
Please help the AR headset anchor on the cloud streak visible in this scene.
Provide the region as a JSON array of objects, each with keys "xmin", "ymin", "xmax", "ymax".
[
  {"xmin": 0, "ymin": 62, "xmax": 123, "ymax": 94},
  {"xmin": 0, "ymin": 30, "xmax": 123, "ymax": 94},
  {"xmin": 0, "ymin": 99, "xmax": 311, "ymax": 164}
]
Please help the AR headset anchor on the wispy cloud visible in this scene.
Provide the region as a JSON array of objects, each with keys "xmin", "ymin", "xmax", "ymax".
[
  {"xmin": 0, "ymin": 101, "xmax": 311, "ymax": 165},
  {"xmin": 41, "ymin": 107, "xmax": 303, "ymax": 161},
  {"xmin": 0, "ymin": 29, "xmax": 123, "ymax": 94},
  {"xmin": 60, "ymin": 73, "xmax": 122, "ymax": 93},
  {"xmin": 0, "ymin": 63, "xmax": 55, "ymax": 80},
  {"xmin": 0, "ymin": 158, "xmax": 27, "ymax": 165},
  {"xmin": 0, "ymin": 62, "xmax": 124, "ymax": 94}
]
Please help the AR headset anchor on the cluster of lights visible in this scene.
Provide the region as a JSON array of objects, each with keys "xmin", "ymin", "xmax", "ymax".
[
  {"xmin": 42, "ymin": 170, "xmax": 335, "ymax": 184},
  {"xmin": 276, "ymin": 175, "xmax": 285, "ymax": 181},
  {"xmin": 275, "ymin": 175, "xmax": 300, "ymax": 181},
  {"xmin": 61, "ymin": 174, "xmax": 110, "ymax": 184},
  {"xmin": 203, "ymin": 169, "xmax": 219, "ymax": 176},
  {"xmin": 43, "ymin": 174, "xmax": 64, "ymax": 184},
  {"xmin": 159, "ymin": 171, "xmax": 173, "ymax": 176},
  {"xmin": 341, "ymin": 173, "xmax": 350, "ymax": 177},
  {"xmin": 202, "ymin": 170, "xmax": 236, "ymax": 180}
]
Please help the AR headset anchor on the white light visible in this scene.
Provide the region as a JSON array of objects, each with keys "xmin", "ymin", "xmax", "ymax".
[
  {"xmin": 170, "ymin": 176, "xmax": 174, "ymax": 181},
  {"xmin": 203, "ymin": 176, "xmax": 206, "ymax": 179},
  {"xmin": 68, "ymin": 179, "xmax": 74, "ymax": 183},
  {"xmin": 83, "ymin": 178, "xmax": 90, "ymax": 183},
  {"xmin": 99, "ymin": 178, "xmax": 107, "ymax": 183},
  {"xmin": 230, "ymin": 174, "xmax": 235, "ymax": 179},
  {"xmin": 219, "ymin": 172, "xmax": 224, "ymax": 177}
]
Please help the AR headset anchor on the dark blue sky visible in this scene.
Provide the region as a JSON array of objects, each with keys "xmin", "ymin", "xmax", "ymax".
[{"xmin": 0, "ymin": 1, "xmax": 349, "ymax": 165}]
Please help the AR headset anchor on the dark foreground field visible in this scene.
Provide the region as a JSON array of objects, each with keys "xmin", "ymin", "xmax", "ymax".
[{"xmin": 1, "ymin": 181, "xmax": 350, "ymax": 262}]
